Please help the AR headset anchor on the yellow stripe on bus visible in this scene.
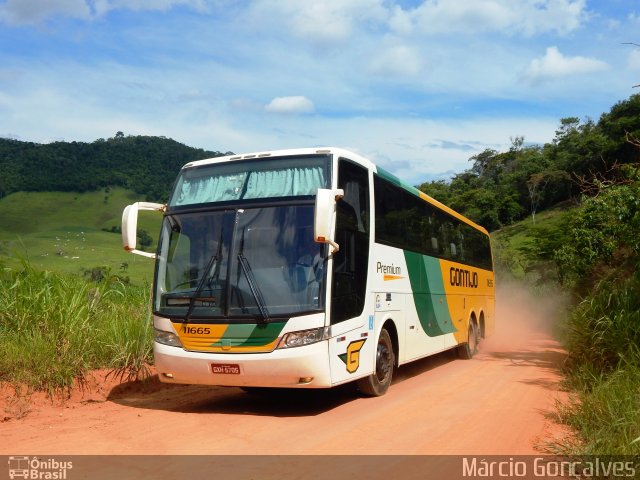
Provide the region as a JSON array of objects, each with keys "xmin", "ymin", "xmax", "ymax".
[
  {"xmin": 383, "ymin": 274, "xmax": 404, "ymax": 281},
  {"xmin": 437, "ymin": 259, "xmax": 496, "ymax": 344},
  {"xmin": 172, "ymin": 323, "xmax": 281, "ymax": 353}
]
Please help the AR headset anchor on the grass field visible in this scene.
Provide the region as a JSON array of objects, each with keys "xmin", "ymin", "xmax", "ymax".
[
  {"xmin": 0, "ymin": 260, "xmax": 153, "ymax": 391},
  {"xmin": 0, "ymin": 188, "xmax": 161, "ymax": 391},
  {"xmin": 0, "ymin": 188, "xmax": 162, "ymax": 285}
]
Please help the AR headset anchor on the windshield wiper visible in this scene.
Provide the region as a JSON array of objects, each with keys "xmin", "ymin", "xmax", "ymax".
[
  {"xmin": 183, "ymin": 230, "xmax": 224, "ymax": 323},
  {"xmin": 237, "ymin": 252, "xmax": 270, "ymax": 322},
  {"xmin": 182, "ymin": 254, "xmax": 219, "ymax": 323}
]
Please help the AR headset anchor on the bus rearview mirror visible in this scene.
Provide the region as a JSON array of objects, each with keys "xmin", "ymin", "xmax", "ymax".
[
  {"xmin": 314, "ymin": 188, "xmax": 343, "ymax": 253},
  {"xmin": 121, "ymin": 201, "xmax": 165, "ymax": 259}
]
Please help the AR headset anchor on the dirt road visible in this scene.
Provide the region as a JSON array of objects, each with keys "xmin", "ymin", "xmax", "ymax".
[{"xmin": 1, "ymin": 287, "xmax": 568, "ymax": 455}]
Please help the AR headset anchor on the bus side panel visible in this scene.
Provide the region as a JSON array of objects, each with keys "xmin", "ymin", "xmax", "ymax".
[
  {"xmin": 372, "ymin": 245, "xmax": 458, "ymax": 364},
  {"xmin": 438, "ymin": 259, "xmax": 496, "ymax": 345}
]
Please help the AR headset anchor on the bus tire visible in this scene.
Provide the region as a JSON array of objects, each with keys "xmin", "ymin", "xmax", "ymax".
[
  {"xmin": 457, "ymin": 320, "xmax": 478, "ymax": 359},
  {"xmin": 356, "ymin": 328, "xmax": 395, "ymax": 397}
]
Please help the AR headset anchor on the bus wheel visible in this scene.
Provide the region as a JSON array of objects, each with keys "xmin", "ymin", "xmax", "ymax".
[
  {"xmin": 457, "ymin": 320, "xmax": 478, "ymax": 359},
  {"xmin": 356, "ymin": 328, "xmax": 395, "ymax": 397}
]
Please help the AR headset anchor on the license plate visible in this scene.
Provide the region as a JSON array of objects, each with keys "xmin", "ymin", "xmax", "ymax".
[{"xmin": 211, "ymin": 363, "xmax": 240, "ymax": 375}]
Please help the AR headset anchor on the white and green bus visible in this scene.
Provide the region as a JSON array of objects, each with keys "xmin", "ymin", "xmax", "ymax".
[{"xmin": 122, "ymin": 147, "xmax": 495, "ymax": 396}]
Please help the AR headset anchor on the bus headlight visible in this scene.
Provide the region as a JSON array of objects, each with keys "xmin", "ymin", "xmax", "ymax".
[
  {"xmin": 278, "ymin": 327, "xmax": 329, "ymax": 349},
  {"xmin": 154, "ymin": 328, "xmax": 183, "ymax": 348}
]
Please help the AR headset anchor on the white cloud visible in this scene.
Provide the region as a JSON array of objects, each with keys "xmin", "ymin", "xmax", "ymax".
[
  {"xmin": 369, "ymin": 45, "xmax": 423, "ymax": 77},
  {"xmin": 397, "ymin": 0, "xmax": 587, "ymax": 36},
  {"xmin": 517, "ymin": 0, "xmax": 586, "ymax": 35},
  {"xmin": 264, "ymin": 96, "xmax": 315, "ymax": 114},
  {"xmin": 247, "ymin": 0, "xmax": 388, "ymax": 46},
  {"xmin": 411, "ymin": 1, "xmax": 514, "ymax": 34},
  {"xmin": 389, "ymin": 5, "xmax": 414, "ymax": 35},
  {"xmin": 523, "ymin": 46, "xmax": 608, "ymax": 84},
  {"xmin": 0, "ymin": 0, "xmax": 90, "ymax": 24},
  {"xmin": 0, "ymin": 0, "xmax": 211, "ymax": 24}
]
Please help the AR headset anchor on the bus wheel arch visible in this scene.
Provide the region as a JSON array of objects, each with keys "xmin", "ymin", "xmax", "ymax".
[
  {"xmin": 356, "ymin": 320, "xmax": 397, "ymax": 397},
  {"xmin": 478, "ymin": 312, "xmax": 486, "ymax": 340}
]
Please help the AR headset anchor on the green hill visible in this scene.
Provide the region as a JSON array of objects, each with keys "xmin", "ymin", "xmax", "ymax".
[
  {"xmin": 0, "ymin": 188, "xmax": 161, "ymax": 284},
  {"xmin": 0, "ymin": 133, "xmax": 230, "ymax": 284},
  {"xmin": 0, "ymin": 133, "xmax": 229, "ymax": 201}
]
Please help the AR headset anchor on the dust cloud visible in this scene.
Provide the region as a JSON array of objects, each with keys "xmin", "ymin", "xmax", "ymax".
[{"xmin": 488, "ymin": 278, "xmax": 569, "ymax": 351}]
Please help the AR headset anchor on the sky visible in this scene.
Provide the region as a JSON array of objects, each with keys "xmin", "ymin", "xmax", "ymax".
[{"xmin": 1, "ymin": 0, "xmax": 639, "ymax": 184}]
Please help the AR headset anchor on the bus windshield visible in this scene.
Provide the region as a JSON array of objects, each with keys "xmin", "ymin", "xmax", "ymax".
[{"xmin": 154, "ymin": 204, "xmax": 326, "ymax": 320}]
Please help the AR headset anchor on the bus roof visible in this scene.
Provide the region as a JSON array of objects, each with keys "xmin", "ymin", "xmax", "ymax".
[
  {"xmin": 181, "ymin": 147, "xmax": 375, "ymax": 170},
  {"xmin": 181, "ymin": 147, "xmax": 489, "ymax": 236}
]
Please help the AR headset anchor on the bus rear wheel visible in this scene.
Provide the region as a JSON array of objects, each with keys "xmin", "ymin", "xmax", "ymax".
[
  {"xmin": 356, "ymin": 328, "xmax": 395, "ymax": 397},
  {"xmin": 457, "ymin": 320, "xmax": 478, "ymax": 359}
]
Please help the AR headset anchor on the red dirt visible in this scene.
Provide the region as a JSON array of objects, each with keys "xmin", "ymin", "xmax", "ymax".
[{"xmin": 0, "ymin": 285, "xmax": 570, "ymax": 455}]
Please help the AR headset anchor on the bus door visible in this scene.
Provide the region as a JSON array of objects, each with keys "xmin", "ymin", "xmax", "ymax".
[{"xmin": 328, "ymin": 159, "xmax": 375, "ymax": 385}]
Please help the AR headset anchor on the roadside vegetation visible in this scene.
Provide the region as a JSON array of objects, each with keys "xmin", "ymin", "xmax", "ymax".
[
  {"xmin": 552, "ymin": 169, "xmax": 640, "ymax": 454},
  {"xmin": 490, "ymin": 165, "xmax": 640, "ymax": 455},
  {"xmin": 0, "ymin": 259, "xmax": 152, "ymax": 394}
]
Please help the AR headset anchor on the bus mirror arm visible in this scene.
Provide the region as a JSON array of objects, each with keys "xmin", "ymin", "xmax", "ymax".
[
  {"xmin": 327, "ymin": 239, "xmax": 340, "ymax": 254},
  {"xmin": 122, "ymin": 201, "xmax": 166, "ymax": 259},
  {"xmin": 314, "ymin": 188, "xmax": 344, "ymax": 255}
]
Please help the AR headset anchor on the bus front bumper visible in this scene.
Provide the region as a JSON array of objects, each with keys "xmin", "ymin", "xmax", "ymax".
[{"xmin": 153, "ymin": 340, "xmax": 332, "ymax": 388}]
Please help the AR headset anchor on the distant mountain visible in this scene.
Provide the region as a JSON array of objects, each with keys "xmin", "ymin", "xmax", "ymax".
[{"xmin": 0, "ymin": 133, "xmax": 231, "ymax": 201}]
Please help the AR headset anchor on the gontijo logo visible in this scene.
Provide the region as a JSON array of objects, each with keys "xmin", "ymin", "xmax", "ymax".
[
  {"xmin": 8, "ymin": 456, "xmax": 73, "ymax": 479},
  {"xmin": 449, "ymin": 267, "xmax": 478, "ymax": 288},
  {"xmin": 338, "ymin": 339, "xmax": 367, "ymax": 373}
]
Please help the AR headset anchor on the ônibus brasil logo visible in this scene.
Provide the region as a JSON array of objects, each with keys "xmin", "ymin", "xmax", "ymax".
[{"xmin": 7, "ymin": 456, "xmax": 73, "ymax": 480}]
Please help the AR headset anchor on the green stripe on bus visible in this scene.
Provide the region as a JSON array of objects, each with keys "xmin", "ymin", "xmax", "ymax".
[
  {"xmin": 207, "ymin": 322, "xmax": 284, "ymax": 347},
  {"xmin": 376, "ymin": 167, "xmax": 423, "ymax": 197},
  {"xmin": 237, "ymin": 321, "xmax": 286, "ymax": 347},
  {"xmin": 208, "ymin": 321, "xmax": 286, "ymax": 348},
  {"xmin": 404, "ymin": 251, "xmax": 457, "ymax": 336}
]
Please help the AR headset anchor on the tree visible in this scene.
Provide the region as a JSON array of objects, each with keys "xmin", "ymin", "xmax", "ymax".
[
  {"xmin": 469, "ymin": 148, "xmax": 499, "ymax": 177},
  {"xmin": 554, "ymin": 117, "xmax": 580, "ymax": 141},
  {"xmin": 526, "ymin": 170, "xmax": 570, "ymax": 223}
]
